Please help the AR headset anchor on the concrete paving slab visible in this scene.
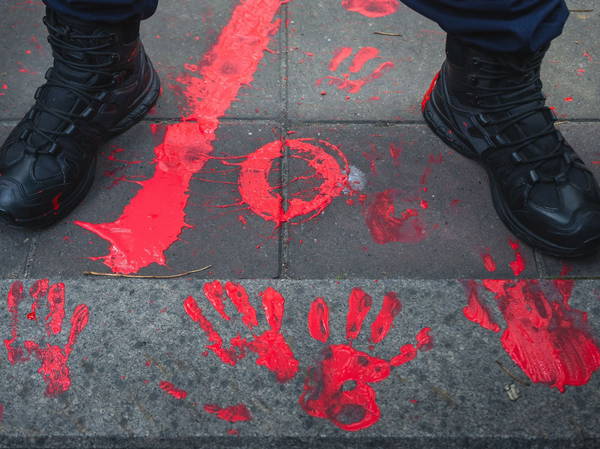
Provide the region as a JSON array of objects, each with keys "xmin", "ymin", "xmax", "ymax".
[
  {"xmin": 284, "ymin": 123, "xmax": 539, "ymax": 279},
  {"xmin": 24, "ymin": 121, "xmax": 282, "ymax": 279},
  {"xmin": 0, "ymin": 278, "xmax": 599, "ymax": 448}
]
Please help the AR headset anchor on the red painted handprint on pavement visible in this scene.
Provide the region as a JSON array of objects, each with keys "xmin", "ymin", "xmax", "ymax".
[
  {"xmin": 3, "ymin": 280, "xmax": 90, "ymax": 397},
  {"xmin": 300, "ymin": 289, "xmax": 432, "ymax": 431},
  {"xmin": 184, "ymin": 281, "xmax": 298, "ymax": 382},
  {"xmin": 317, "ymin": 47, "xmax": 395, "ymax": 94}
]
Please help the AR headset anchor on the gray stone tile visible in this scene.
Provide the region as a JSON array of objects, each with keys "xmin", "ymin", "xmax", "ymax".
[
  {"xmin": 284, "ymin": 123, "xmax": 538, "ymax": 279},
  {"xmin": 25, "ymin": 121, "xmax": 282, "ymax": 278}
]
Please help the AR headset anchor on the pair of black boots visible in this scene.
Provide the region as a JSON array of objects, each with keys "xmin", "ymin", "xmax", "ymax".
[{"xmin": 1, "ymin": 9, "xmax": 599, "ymax": 258}]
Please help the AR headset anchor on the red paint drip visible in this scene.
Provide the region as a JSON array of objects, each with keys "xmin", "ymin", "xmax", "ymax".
[
  {"xmin": 204, "ymin": 404, "xmax": 252, "ymax": 422},
  {"xmin": 480, "ymin": 251, "xmax": 497, "ymax": 273},
  {"xmin": 76, "ymin": 0, "xmax": 286, "ymax": 274},
  {"xmin": 203, "ymin": 280, "xmax": 231, "ymax": 321},
  {"xmin": 346, "ymin": 288, "xmax": 373, "ymax": 340},
  {"xmin": 159, "ymin": 381, "xmax": 188, "ymax": 400},
  {"xmin": 341, "ymin": 0, "xmax": 400, "ymax": 17},
  {"xmin": 308, "ymin": 297, "xmax": 330, "ymax": 343},
  {"xmin": 462, "ymin": 280, "xmax": 501, "ymax": 332},
  {"xmin": 370, "ymin": 292, "xmax": 401, "ymax": 343},
  {"xmin": 482, "ymin": 279, "xmax": 600, "ymax": 392},
  {"xmin": 365, "ymin": 190, "xmax": 426, "ymax": 244},
  {"xmin": 508, "ymin": 239, "xmax": 526, "ymax": 276},
  {"xmin": 421, "ymin": 71, "xmax": 440, "ymax": 112}
]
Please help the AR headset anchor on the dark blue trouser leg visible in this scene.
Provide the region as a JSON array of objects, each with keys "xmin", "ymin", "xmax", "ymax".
[
  {"xmin": 42, "ymin": 0, "xmax": 158, "ymax": 23},
  {"xmin": 401, "ymin": 0, "xmax": 569, "ymax": 53}
]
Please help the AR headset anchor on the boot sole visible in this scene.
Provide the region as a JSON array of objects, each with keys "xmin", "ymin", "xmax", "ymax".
[
  {"xmin": 423, "ymin": 87, "xmax": 600, "ymax": 259},
  {"xmin": 0, "ymin": 57, "xmax": 162, "ymax": 230}
]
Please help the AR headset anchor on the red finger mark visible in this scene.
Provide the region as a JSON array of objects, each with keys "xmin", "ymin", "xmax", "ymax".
[
  {"xmin": 64, "ymin": 304, "xmax": 90, "ymax": 356},
  {"xmin": 238, "ymin": 139, "xmax": 348, "ymax": 226},
  {"xmin": 45, "ymin": 282, "xmax": 65, "ymax": 336},
  {"xmin": 370, "ymin": 292, "xmax": 401, "ymax": 343},
  {"xmin": 76, "ymin": 0, "xmax": 286, "ymax": 274},
  {"xmin": 389, "ymin": 143, "xmax": 403, "ymax": 167},
  {"xmin": 184, "ymin": 296, "xmax": 239, "ymax": 365},
  {"xmin": 365, "ymin": 190, "xmax": 426, "ymax": 244},
  {"xmin": 4, "ymin": 281, "xmax": 26, "ymax": 364},
  {"xmin": 483, "ymin": 279, "xmax": 600, "ymax": 392},
  {"xmin": 260, "ymin": 287, "xmax": 284, "ymax": 332},
  {"xmin": 203, "ymin": 280, "xmax": 231, "ymax": 321},
  {"xmin": 390, "ymin": 344, "xmax": 417, "ymax": 366},
  {"xmin": 159, "ymin": 381, "xmax": 188, "ymax": 400},
  {"xmin": 416, "ymin": 327, "xmax": 433, "ymax": 351},
  {"xmin": 329, "ymin": 47, "xmax": 353, "ymax": 72},
  {"xmin": 341, "ymin": 0, "xmax": 400, "ymax": 17},
  {"xmin": 322, "ymin": 61, "xmax": 395, "ymax": 94},
  {"xmin": 508, "ymin": 239, "xmax": 525, "ymax": 276},
  {"xmin": 419, "ymin": 154, "xmax": 443, "ymax": 185},
  {"xmin": 308, "ymin": 297, "xmax": 330, "ymax": 343},
  {"xmin": 27, "ymin": 279, "xmax": 49, "ymax": 321},
  {"xmin": 204, "ymin": 404, "xmax": 252, "ymax": 422},
  {"xmin": 462, "ymin": 280, "xmax": 500, "ymax": 333},
  {"xmin": 346, "ymin": 288, "xmax": 373, "ymax": 340},
  {"xmin": 349, "ymin": 47, "xmax": 379, "ymax": 73},
  {"xmin": 480, "ymin": 251, "xmax": 497, "ymax": 273},
  {"xmin": 421, "ymin": 71, "xmax": 440, "ymax": 112},
  {"xmin": 225, "ymin": 282, "xmax": 258, "ymax": 328}
]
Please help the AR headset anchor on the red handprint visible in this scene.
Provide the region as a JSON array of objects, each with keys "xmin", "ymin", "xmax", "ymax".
[
  {"xmin": 317, "ymin": 47, "xmax": 395, "ymax": 94},
  {"xmin": 183, "ymin": 281, "xmax": 298, "ymax": 382},
  {"xmin": 3, "ymin": 280, "xmax": 90, "ymax": 397},
  {"xmin": 300, "ymin": 289, "xmax": 432, "ymax": 431}
]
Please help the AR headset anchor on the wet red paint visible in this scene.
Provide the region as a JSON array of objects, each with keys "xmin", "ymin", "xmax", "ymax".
[
  {"xmin": 508, "ymin": 239, "xmax": 525, "ymax": 276},
  {"xmin": 204, "ymin": 404, "xmax": 252, "ymax": 422},
  {"xmin": 51, "ymin": 193, "xmax": 62, "ymax": 212},
  {"xmin": 308, "ymin": 298, "xmax": 330, "ymax": 343},
  {"xmin": 370, "ymin": 292, "xmax": 401, "ymax": 343},
  {"xmin": 300, "ymin": 289, "xmax": 432, "ymax": 431},
  {"xmin": 329, "ymin": 47, "xmax": 353, "ymax": 72},
  {"xmin": 415, "ymin": 327, "xmax": 433, "ymax": 351},
  {"xmin": 238, "ymin": 139, "xmax": 349, "ymax": 226},
  {"xmin": 480, "ymin": 279, "xmax": 600, "ymax": 392},
  {"xmin": 365, "ymin": 190, "xmax": 426, "ymax": 244},
  {"xmin": 4, "ymin": 280, "xmax": 89, "ymax": 397},
  {"xmin": 421, "ymin": 71, "xmax": 440, "ymax": 112},
  {"xmin": 76, "ymin": 0, "xmax": 287, "ymax": 274},
  {"xmin": 480, "ymin": 251, "xmax": 497, "ymax": 273},
  {"xmin": 184, "ymin": 282, "xmax": 298, "ymax": 382},
  {"xmin": 346, "ymin": 288, "xmax": 373, "ymax": 340},
  {"xmin": 462, "ymin": 280, "xmax": 500, "ymax": 333},
  {"xmin": 159, "ymin": 381, "xmax": 188, "ymax": 399},
  {"xmin": 341, "ymin": 0, "xmax": 400, "ymax": 17}
]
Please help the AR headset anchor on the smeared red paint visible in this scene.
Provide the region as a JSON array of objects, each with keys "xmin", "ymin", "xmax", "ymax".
[
  {"xmin": 329, "ymin": 47, "xmax": 353, "ymax": 72},
  {"xmin": 4, "ymin": 281, "xmax": 26, "ymax": 364},
  {"xmin": 508, "ymin": 239, "xmax": 525, "ymax": 276},
  {"xmin": 204, "ymin": 404, "xmax": 252, "ymax": 422},
  {"xmin": 203, "ymin": 280, "xmax": 231, "ymax": 321},
  {"xmin": 564, "ymin": 97, "xmax": 574, "ymax": 102},
  {"xmin": 184, "ymin": 282, "xmax": 298, "ymax": 382},
  {"xmin": 362, "ymin": 144, "xmax": 380, "ymax": 175},
  {"xmin": 26, "ymin": 279, "xmax": 49, "ymax": 321},
  {"xmin": 419, "ymin": 154, "xmax": 443, "ymax": 185},
  {"xmin": 346, "ymin": 288, "xmax": 373, "ymax": 340},
  {"xmin": 416, "ymin": 327, "xmax": 433, "ymax": 351},
  {"xmin": 389, "ymin": 143, "xmax": 402, "ymax": 167},
  {"xmin": 76, "ymin": 0, "xmax": 287, "ymax": 274},
  {"xmin": 341, "ymin": 0, "xmax": 400, "ymax": 17},
  {"xmin": 462, "ymin": 280, "xmax": 500, "ymax": 332},
  {"xmin": 365, "ymin": 190, "xmax": 426, "ymax": 244},
  {"xmin": 300, "ymin": 290, "xmax": 432, "ymax": 431},
  {"xmin": 480, "ymin": 251, "xmax": 497, "ymax": 273},
  {"xmin": 370, "ymin": 292, "xmax": 401, "ymax": 343},
  {"xmin": 51, "ymin": 193, "xmax": 62, "ymax": 212},
  {"xmin": 238, "ymin": 139, "xmax": 349, "ymax": 226},
  {"xmin": 45, "ymin": 283, "xmax": 65, "ymax": 336},
  {"xmin": 0, "ymin": 403, "xmax": 3, "ymax": 422},
  {"xmin": 480, "ymin": 279, "xmax": 600, "ymax": 392},
  {"xmin": 421, "ymin": 71, "xmax": 440, "ymax": 112},
  {"xmin": 349, "ymin": 47, "xmax": 380, "ymax": 73},
  {"xmin": 159, "ymin": 381, "xmax": 188, "ymax": 399},
  {"xmin": 308, "ymin": 297, "xmax": 330, "ymax": 343}
]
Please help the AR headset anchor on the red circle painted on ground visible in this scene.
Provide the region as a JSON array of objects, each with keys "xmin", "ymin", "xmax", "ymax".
[{"xmin": 238, "ymin": 138, "xmax": 349, "ymax": 226}]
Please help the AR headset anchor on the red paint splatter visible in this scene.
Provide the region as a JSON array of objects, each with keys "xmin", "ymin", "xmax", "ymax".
[
  {"xmin": 159, "ymin": 381, "xmax": 188, "ymax": 399},
  {"xmin": 308, "ymin": 297, "xmax": 330, "ymax": 343},
  {"xmin": 564, "ymin": 97, "xmax": 574, "ymax": 102},
  {"xmin": 76, "ymin": 0, "xmax": 287, "ymax": 274},
  {"xmin": 370, "ymin": 292, "xmax": 401, "ymax": 343},
  {"xmin": 300, "ymin": 289, "xmax": 432, "ymax": 431},
  {"xmin": 184, "ymin": 282, "xmax": 298, "ymax": 382},
  {"xmin": 421, "ymin": 71, "xmax": 440, "ymax": 112},
  {"xmin": 480, "ymin": 251, "xmax": 497, "ymax": 273},
  {"xmin": 462, "ymin": 280, "xmax": 500, "ymax": 332},
  {"xmin": 204, "ymin": 404, "xmax": 252, "ymax": 422},
  {"xmin": 341, "ymin": 0, "xmax": 400, "ymax": 17},
  {"xmin": 481, "ymin": 279, "xmax": 600, "ymax": 392},
  {"xmin": 365, "ymin": 190, "xmax": 426, "ymax": 244},
  {"xmin": 508, "ymin": 239, "xmax": 525, "ymax": 276},
  {"xmin": 346, "ymin": 288, "xmax": 373, "ymax": 340}
]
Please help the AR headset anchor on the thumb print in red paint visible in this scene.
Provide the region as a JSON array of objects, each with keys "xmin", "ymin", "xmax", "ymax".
[
  {"xmin": 301, "ymin": 289, "xmax": 432, "ymax": 431},
  {"xmin": 184, "ymin": 281, "xmax": 298, "ymax": 382},
  {"xmin": 3, "ymin": 280, "xmax": 90, "ymax": 397},
  {"xmin": 341, "ymin": 0, "xmax": 400, "ymax": 18}
]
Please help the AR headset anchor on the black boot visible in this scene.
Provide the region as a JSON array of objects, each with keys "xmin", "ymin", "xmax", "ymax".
[
  {"xmin": 0, "ymin": 8, "xmax": 160, "ymax": 228},
  {"xmin": 423, "ymin": 35, "xmax": 600, "ymax": 257}
]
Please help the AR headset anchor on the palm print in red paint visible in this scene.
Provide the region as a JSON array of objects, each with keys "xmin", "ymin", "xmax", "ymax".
[
  {"xmin": 3, "ymin": 280, "xmax": 89, "ymax": 397},
  {"xmin": 301, "ymin": 289, "xmax": 432, "ymax": 431},
  {"xmin": 184, "ymin": 281, "xmax": 298, "ymax": 382},
  {"xmin": 317, "ymin": 47, "xmax": 395, "ymax": 95}
]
